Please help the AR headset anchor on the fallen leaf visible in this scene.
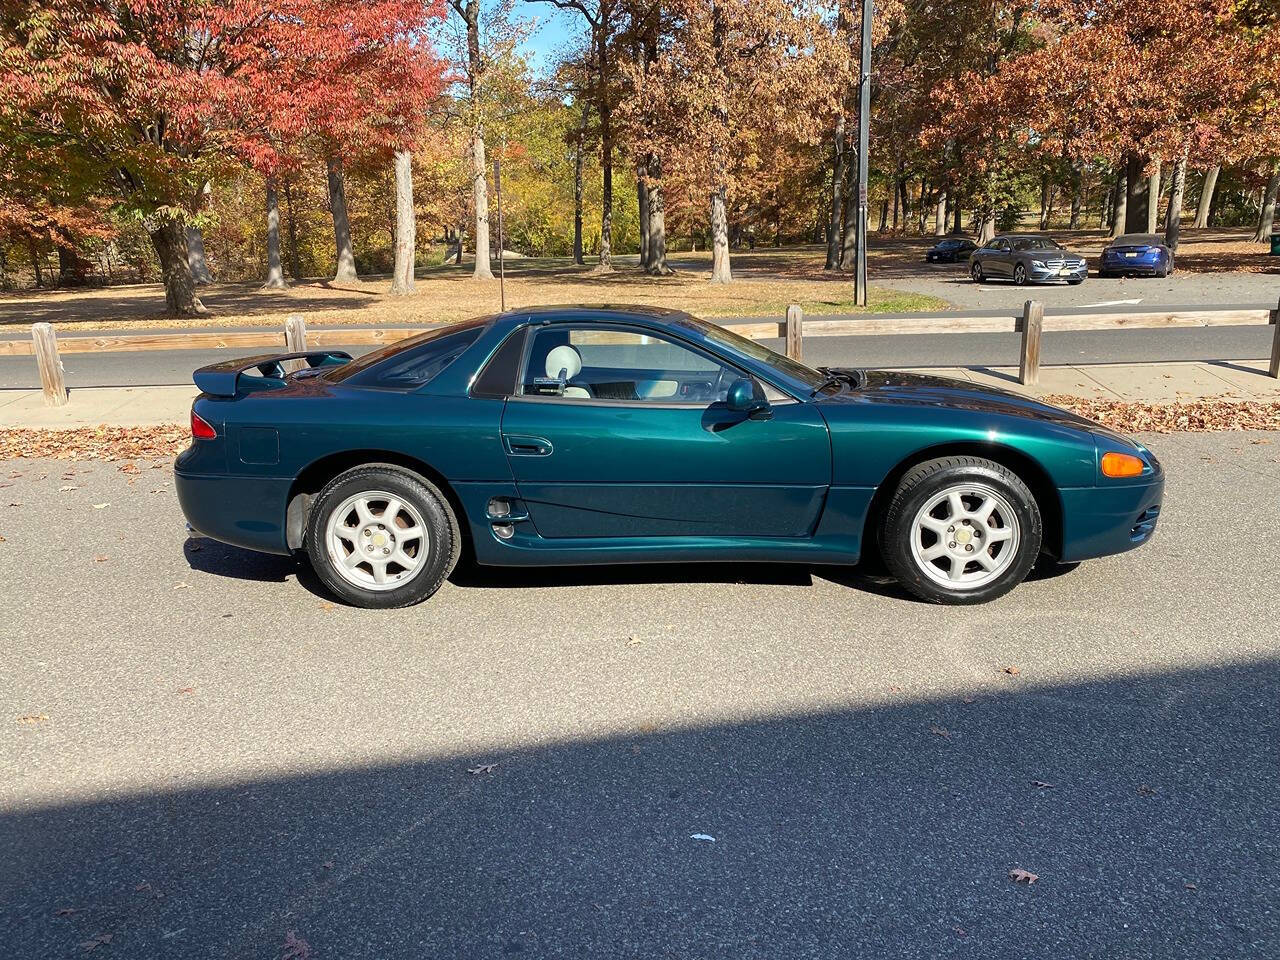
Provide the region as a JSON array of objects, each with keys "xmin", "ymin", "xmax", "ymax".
[
  {"xmin": 1250, "ymin": 438, "xmax": 1271, "ymax": 445},
  {"xmin": 17, "ymin": 714, "xmax": 49, "ymax": 724},
  {"xmin": 961, "ymin": 696, "xmax": 976, "ymax": 705},
  {"xmin": 1031, "ymin": 780, "xmax": 1055, "ymax": 790},
  {"xmin": 93, "ymin": 556, "xmax": 109, "ymax": 563},
  {"xmin": 281, "ymin": 931, "xmax": 311, "ymax": 960},
  {"xmin": 626, "ymin": 636, "xmax": 642, "ymax": 647},
  {"xmin": 7, "ymin": 502, "xmax": 22, "ymax": 507},
  {"xmin": 322, "ymin": 860, "xmax": 334, "ymax": 870},
  {"xmin": 468, "ymin": 763, "xmax": 497, "ymax": 776},
  {"xmin": 1003, "ymin": 665, "xmax": 1021, "ymax": 675},
  {"xmin": 929, "ymin": 724, "xmax": 951, "ymax": 739},
  {"xmin": 0, "ymin": 534, "xmax": 6, "ymax": 542},
  {"xmin": 1184, "ymin": 882, "xmax": 1198, "ymax": 891},
  {"xmin": 79, "ymin": 933, "xmax": 113, "ymax": 952},
  {"xmin": 188, "ymin": 543, "xmax": 201, "ymax": 552},
  {"xmin": 1137, "ymin": 784, "xmax": 1157, "ymax": 797},
  {"xmin": 91, "ymin": 503, "xmax": 109, "ymax": 510},
  {"xmin": 1008, "ymin": 868, "xmax": 1039, "ymax": 884},
  {"xmin": 173, "ymin": 582, "xmax": 191, "ymax": 590},
  {"xmin": 690, "ymin": 833, "xmax": 716, "ymax": 842},
  {"xmin": 56, "ymin": 907, "xmax": 78, "ymax": 916},
  {"xmin": 177, "ymin": 687, "xmax": 194, "ymax": 695},
  {"xmin": 59, "ymin": 485, "xmax": 78, "ymax": 492}
]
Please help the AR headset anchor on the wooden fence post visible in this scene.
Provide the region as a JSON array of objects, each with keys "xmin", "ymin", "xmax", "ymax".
[
  {"xmin": 1019, "ymin": 300, "xmax": 1044, "ymax": 387},
  {"xmin": 31, "ymin": 323, "xmax": 68, "ymax": 406},
  {"xmin": 283, "ymin": 313, "xmax": 307, "ymax": 373},
  {"xmin": 1269, "ymin": 296, "xmax": 1279, "ymax": 379},
  {"xmin": 785, "ymin": 304, "xmax": 804, "ymax": 361}
]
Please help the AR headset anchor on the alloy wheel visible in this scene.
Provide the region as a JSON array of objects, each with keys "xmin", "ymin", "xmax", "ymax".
[
  {"xmin": 325, "ymin": 490, "xmax": 429, "ymax": 591},
  {"xmin": 908, "ymin": 483, "xmax": 1021, "ymax": 590}
]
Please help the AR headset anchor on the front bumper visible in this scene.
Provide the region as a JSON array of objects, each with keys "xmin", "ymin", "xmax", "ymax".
[
  {"xmin": 175, "ymin": 465, "xmax": 293, "ymax": 556},
  {"xmin": 1057, "ymin": 472, "xmax": 1164, "ymax": 563},
  {"xmin": 1029, "ymin": 263, "xmax": 1088, "ymax": 283}
]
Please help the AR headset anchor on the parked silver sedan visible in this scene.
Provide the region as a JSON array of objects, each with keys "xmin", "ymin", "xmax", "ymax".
[{"xmin": 969, "ymin": 235, "xmax": 1088, "ymax": 286}]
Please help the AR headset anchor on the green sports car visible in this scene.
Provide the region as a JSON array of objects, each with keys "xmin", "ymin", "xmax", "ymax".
[{"xmin": 175, "ymin": 305, "xmax": 1163, "ymax": 608}]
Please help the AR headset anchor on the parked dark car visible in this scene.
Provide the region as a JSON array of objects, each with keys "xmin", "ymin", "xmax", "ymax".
[
  {"xmin": 968, "ymin": 235, "xmax": 1088, "ymax": 285},
  {"xmin": 926, "ymin": 237, "xmax": 977, "ymax": 263},
  {"xmin": 175, "ymin": 306, "xmax": 1163, "ymax": 609},
  {"xmin": 1099, "ymin": 233, "xmax": 1173, "ymax": 277}
]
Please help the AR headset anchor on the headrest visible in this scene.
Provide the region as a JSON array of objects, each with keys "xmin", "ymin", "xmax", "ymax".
[{"xmin": 545, "ymin": 344, "xmax": 582, "ymax": 380}]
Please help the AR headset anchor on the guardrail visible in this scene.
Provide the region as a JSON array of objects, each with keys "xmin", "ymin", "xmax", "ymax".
[{"xmin": 11, "ymin": 299, "xmax": 1280, "ymax": 407}]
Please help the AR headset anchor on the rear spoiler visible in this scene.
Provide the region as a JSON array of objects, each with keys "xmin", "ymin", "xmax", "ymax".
[{"xmin": 193, "ymin": 351, "xmax": 352, "ymax": 397}]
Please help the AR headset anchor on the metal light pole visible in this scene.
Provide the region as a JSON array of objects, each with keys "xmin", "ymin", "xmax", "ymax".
[{"xmin": 854, "ymin": 0, "xmax": 873, "ymax": 307}]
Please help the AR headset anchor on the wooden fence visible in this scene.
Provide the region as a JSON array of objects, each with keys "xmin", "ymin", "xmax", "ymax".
[{"xmin": 11, "ymin": 299, "xmax": 1280, "ymax": 407}]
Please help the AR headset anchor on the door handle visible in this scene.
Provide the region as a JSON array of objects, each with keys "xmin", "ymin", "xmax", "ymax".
[{"xmin": 504, "ymin": 435, "xmax": 553, "ymax": 457}]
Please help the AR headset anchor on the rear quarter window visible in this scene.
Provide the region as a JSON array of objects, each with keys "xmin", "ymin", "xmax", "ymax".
[{"xmin": 326, "ymin": 323, "xmax": 487, "ymax": 389}]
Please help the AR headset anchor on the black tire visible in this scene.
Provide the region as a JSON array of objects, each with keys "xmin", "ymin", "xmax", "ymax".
[
  {"xmin": 970, "ymin": 261, "xmax": 984, "ymax": 282},
  {"xmin": 305, "ymin": 464, "xmax": 461, "ymax": 609},
  {"xmin": 880, "ymin": 456, "xmax": 1043, "ymax": 605},
  {"xmin": 1013, "ymin": 263, "xmax": 1028, "ymax": 286}
]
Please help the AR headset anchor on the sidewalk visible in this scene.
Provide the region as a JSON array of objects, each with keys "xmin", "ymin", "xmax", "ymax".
[{"xmin": 1, "ymin": 360, "xmax": 1278, "ymax": 429}]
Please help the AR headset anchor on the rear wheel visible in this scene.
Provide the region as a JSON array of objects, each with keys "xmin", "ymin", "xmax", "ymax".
[
  {"xmin": 881, "ymin": 457, "xmax": 1042, "ymax": 604},
  {"xmin": 970, "ymin": 261, "xmax": 984, "ymax": 282},
  {"xmin": 306, "ymin": 464, "xmax": 460, "ymax": 608}
]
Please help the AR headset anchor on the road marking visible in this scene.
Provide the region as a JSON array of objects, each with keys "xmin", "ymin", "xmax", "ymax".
[{"xmin": 1080, "ymin": 298, "xmax": 1145, "ymax": 307}]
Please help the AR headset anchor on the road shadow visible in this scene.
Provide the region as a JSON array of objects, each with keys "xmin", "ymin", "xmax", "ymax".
[{"xmin": 3, "ymin": 659, "xmax": 1276, "ymax": 958}]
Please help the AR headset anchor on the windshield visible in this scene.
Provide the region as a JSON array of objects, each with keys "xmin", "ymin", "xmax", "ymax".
[
  {"xmin": 1113, "ymin": 234, "xmax": 1160, "ymax": 246},
  {"xmin": 669, "ymin": 313, "xmax": 829, "ymax": 391}
]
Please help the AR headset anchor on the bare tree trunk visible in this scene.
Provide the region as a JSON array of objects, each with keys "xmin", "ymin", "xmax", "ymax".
[
  {"xmin": 977, "ymin": 211, "xmax": 995, "ymax": 244},
  {"xmin": 877, "ymin": 197, "xmax": 888, "ymax": 232},
  {"xmin": 1112, "ymin": 170, "xmax": 1128, "ymax": 237},
  {"xmin": 283, "ymin": 180, "xmax": 302, "ymax": 280},
  {"xmin": 326, "ymin": 157, "xmax": 359, "ymax": 282},
  {"xmin": 825, "ymin": 116, "xmax": 846, "ymax": 270},
  {"xmin": 470, "ymin": 128, "xmax": 493, "ymax": 279},
  {"xmin": 709, "ymin": 184, "xmax": 731, "ymax": 283},
  {"xmin": 390, "ymin": 149, "xmax": 416, "ymax": 294},
  {"xmin": 263, "ymin": 182, "xmax": 286, "ymax": 289},
  {"xmin": 1146, "ymin": 161, "xmax": 1162, "ymax": 232},
  {"xmin": 951, "ymin": 196, "xmax": 963, "ymax": 234},
  {"xmin": 186, "ymin": 228, "xmax": 213, "ymax": 284},
  {"xmin": 637, "ymin": 174, "xmax": 649, "ymax": 266},
  {"xmin": 1039, "ymin": 171, "xmax": 1050, "ymax": 230},
  {"xmin": 1164, "ymin": 151, "xmax": 1188, "ymax": 250},
  {"xmin": 572, "ymin": 142, "xmax": 585, "ymax": 265},
  {"xmin": 839, "ymin": 151, "xmax": 858, "ymax": 267},
  {"xmin": 1123, "ymin": 154, "xmax": 1150, "ymax": 234},
  {"xmin": 1069, "ymin": 168, "xmax": 1082, "ymax": 229},
  {"xmin": 645, "ymin": 156, "xmax": 670, "ymax": 275},
  {"xmin": 28, "ymin": 238, "xmax": 42, "ymax": 288},
  {"xmin": 1193, "ymin": 165, "xmax": 1220, "ymax": 229},
  {"xmin": 1254, "ymin": 162, "xmax": 1280, "ymax": 242},
  {"xmin": 934, "ymin": 191, "xmax": 947, "ymax": 236},
  {"xmin": 149, "ymin": 218, "xmax": 206, "ymax": 315}
]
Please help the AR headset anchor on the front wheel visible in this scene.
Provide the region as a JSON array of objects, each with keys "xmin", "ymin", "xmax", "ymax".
[
  {"xmin": 305, "ymin": 464, "xmax": 460, "ymax": 608},
  {"xmin": 1013, "ymin": 263, "xmax": 1028, "ymax": 286},
  {"xmin": 881, "ymin": 457, "xmax": 1043, "ymax": 604}
]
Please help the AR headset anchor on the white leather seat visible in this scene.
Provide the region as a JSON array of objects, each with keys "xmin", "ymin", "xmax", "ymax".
[{"xmin": 546, "ymin": 345, "xmax": 590, "ymax": 398}]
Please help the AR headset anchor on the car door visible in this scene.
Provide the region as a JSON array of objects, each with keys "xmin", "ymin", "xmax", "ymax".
[
  {"xmin": 499, "ymin": 321, "xmax": 832, "ymax": 539},
  {"xmin": 987, "ymin": 238, "xmax": 1013, "ymax": 277}
]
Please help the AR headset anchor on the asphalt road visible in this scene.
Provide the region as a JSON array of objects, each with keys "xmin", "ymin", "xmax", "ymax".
[
  {"xmin": 3, "ymin": 432, "xmax": 1279, "ymax": 958},
  {"xmin": 1, "ymin": 324, "xmax": 1275, "ymax": 389}
]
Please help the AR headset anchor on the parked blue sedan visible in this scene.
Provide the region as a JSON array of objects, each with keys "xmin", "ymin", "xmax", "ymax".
[
  {"xmin": 1099, "ymin": 233, "xmax": 1174, "ymax": 277},
  {"xmin": 175, "ymin": 306, "xmax": 1163, "ymax": 608}
]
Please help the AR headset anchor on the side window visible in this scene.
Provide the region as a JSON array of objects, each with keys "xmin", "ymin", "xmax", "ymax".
[{"xmin": 520, "ymin": 325, "xmax": 742, "ymax": 404}]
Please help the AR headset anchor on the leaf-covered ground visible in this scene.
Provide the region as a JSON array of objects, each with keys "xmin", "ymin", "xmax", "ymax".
[
  {"xmin": 1043, "ymin": 397, "xmax": 1280, "ymax": 433},
  {"xmin": 2, "ymin": 399, "xmax": 1279, "ymax": 463}
]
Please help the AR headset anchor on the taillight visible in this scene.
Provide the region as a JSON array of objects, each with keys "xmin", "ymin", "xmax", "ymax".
[{"xmin": 191, "ymin": 410, "xmax": 217, "ymax": 440}]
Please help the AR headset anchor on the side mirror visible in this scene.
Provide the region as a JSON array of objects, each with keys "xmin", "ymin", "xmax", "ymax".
[{"xmin": 725, "ymin": 377, "xmax": 771, "ymax": 419}]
